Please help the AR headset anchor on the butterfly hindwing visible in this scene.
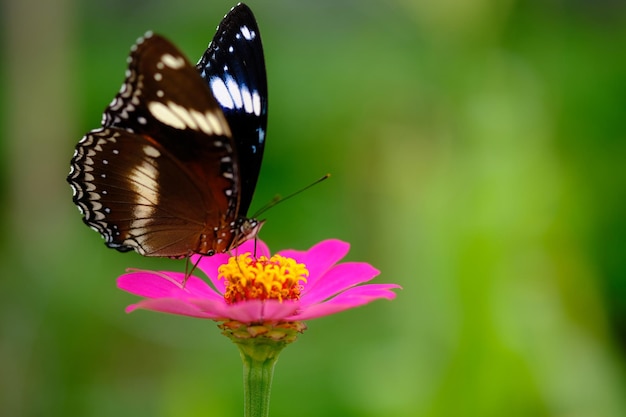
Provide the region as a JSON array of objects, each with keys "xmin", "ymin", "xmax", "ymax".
[{"xmin": 69, "ymin": 127, "xmax": 217, "ymax": 256}]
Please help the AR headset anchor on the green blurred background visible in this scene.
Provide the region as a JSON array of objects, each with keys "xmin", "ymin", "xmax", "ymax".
[{"xmin": 2, "ymin": 0, "xmax": 626, "ymax": 416}]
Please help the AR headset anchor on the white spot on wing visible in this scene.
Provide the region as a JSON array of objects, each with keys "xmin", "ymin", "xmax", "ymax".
[
  {"xmin": 190, "ymin": 109, "xmax": 212, "ymax": 134},
  {"xmin": 160, "ymin": 53, "xmax": 185, "ymax": 69},
  {"xmin": 148, "ymin": 101, "xmax": 186, "ymax": 130},
  {"xmin": 143, "ymin": 145, "xmax": 161, "ymax": 158},
  {"xmin": 128, "ymin": 160, "xmax": 159, "ymax": 224},
  {"xmin": 241, "ymin": 85, "xmax": 253, "ymax": 114},
  {"xmin": 210, "ymin": 77, "xmax": 235, "ymax": 109},
  {"xmin": 148, "ymin": 101, "xmax": 230, "ymax": 136},
  {"xmin": 205, "ymin": 111, "xmax": 224, "ymax": 136},
  {"xmin": 225, "ymin": 75, "xmax": 242, "ymax": 109},
  {"xmin": 167, "ymin": 101, "xmax": 199, "ymax": 130},
  {"xmin": 241, "ymin": 26, "xmax": 252, "ymax": 40},
  {"xmin": 252, "ymin": 90, "xmax": 261, "ymax": 116}
]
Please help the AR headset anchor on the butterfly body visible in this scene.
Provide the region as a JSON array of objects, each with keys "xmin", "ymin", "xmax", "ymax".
[{"xmin": 68, "ymin": 4, "xmax": 266, "ymax": 258}]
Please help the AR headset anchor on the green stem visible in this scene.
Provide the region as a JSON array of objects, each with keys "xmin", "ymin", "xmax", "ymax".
[{"xmin": 236, "ymin": 340, "xmax": 286, "ymax": 417}]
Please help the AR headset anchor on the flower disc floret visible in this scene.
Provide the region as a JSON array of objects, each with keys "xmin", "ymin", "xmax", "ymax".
[{"xmin": 219, "ymin": 253, "xmax": 309, "ymax": 304}]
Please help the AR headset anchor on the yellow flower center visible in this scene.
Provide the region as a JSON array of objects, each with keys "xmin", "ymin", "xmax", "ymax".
[{"xmin": 218, "ymin": 253, "xmax": 309, "ymax": 304}]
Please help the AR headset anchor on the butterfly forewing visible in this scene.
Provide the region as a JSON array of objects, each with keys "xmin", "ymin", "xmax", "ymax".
[
  {"xmin": 69, "ymin": 33, "xmax": 244, "ymax": 257},
  {"xmin": 197, "ymin": 3, "xmax": 267, "ymax": 216}
]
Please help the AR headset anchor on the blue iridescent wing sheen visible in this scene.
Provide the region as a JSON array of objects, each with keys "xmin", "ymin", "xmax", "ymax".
[{"xmin": 197, "ymin": 3, "xmax": 267, "ymax": 217}]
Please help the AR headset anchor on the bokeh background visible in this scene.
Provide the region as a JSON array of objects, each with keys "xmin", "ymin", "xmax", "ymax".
[{"xmin": 2, "ymin": 0, "xmax": 626, "ymax": 416}]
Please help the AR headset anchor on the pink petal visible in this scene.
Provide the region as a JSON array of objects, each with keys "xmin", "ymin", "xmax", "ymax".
[
  {"xmin": 126, "ymin": 296, "xmax": 301, "ymax": 323},
  {"xmin": 190, "ymin": 299, "xmax": 300, "ymax": 323},
  {"xmin": 117, "ymin": 271, "xmax": 186, "ymax": 298},
  {"xmin": 117, "ymin": 271, "xmax": 222, "ymax": 301},
  {"xmin": 182, "ymin": 276, "xmax": 224, "ymax": 300},
  {"xmin": 291, "ymin": 284, "xmax": 401, "ymax": 320},
  {"xmin": 301, "ymin": 262, "xmax": 380, "ymax": 305},
  {"xmin": 127, "ymin": 297, "xmax": 220, "ymax": 319},
  {"xmin": 279, "ymin": 239, "xmax": 349, "ymax": 285}
]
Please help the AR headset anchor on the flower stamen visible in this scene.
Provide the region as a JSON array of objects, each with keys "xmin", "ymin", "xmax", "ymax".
[{"xmin": 218, "ymin": 253, "xmax": 309, "ymax": 304}]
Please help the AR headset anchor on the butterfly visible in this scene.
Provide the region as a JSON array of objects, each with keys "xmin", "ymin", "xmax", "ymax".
[{"xmin": 67, "ymin": 3, "xmax": 267, "ymax": 258}]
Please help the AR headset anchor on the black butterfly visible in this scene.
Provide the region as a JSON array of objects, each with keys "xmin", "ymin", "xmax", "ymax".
[{"xmin": 67, "ymin": 3, "xmax": 267, "ymax": 258}]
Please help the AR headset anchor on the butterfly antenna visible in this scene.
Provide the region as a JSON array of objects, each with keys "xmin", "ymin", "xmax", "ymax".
[{"xmin": 251, "ymin": 174, "xmax": 330, "ymax": 218}]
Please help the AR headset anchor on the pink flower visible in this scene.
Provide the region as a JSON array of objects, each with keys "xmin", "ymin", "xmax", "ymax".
[{"xmin": 117, "ymin": 239, "xmax": 400, "ymax": 324}]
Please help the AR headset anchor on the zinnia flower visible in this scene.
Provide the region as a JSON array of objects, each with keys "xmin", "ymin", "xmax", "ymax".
[
  {"xmin": 117, "ymin": 238, "xmax": 400, "ymax": 416},
  {"xmin": 117, "ymin": 239, "xmax": 400, "ymax": 334}
]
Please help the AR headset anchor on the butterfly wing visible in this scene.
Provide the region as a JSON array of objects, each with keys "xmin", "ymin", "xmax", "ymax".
[
  {"xmin": 197, "ymin": 3, "xmax": 267, "ymax": 217},
  {"xmin": 68, "ymin": 33, "xmax": 241, "ymax": 257}
]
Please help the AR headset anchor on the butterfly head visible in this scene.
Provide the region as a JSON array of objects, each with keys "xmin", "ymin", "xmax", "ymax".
[{"xmin": 229, "ymin": 217, "xmax": 265, "ymax": 252}]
